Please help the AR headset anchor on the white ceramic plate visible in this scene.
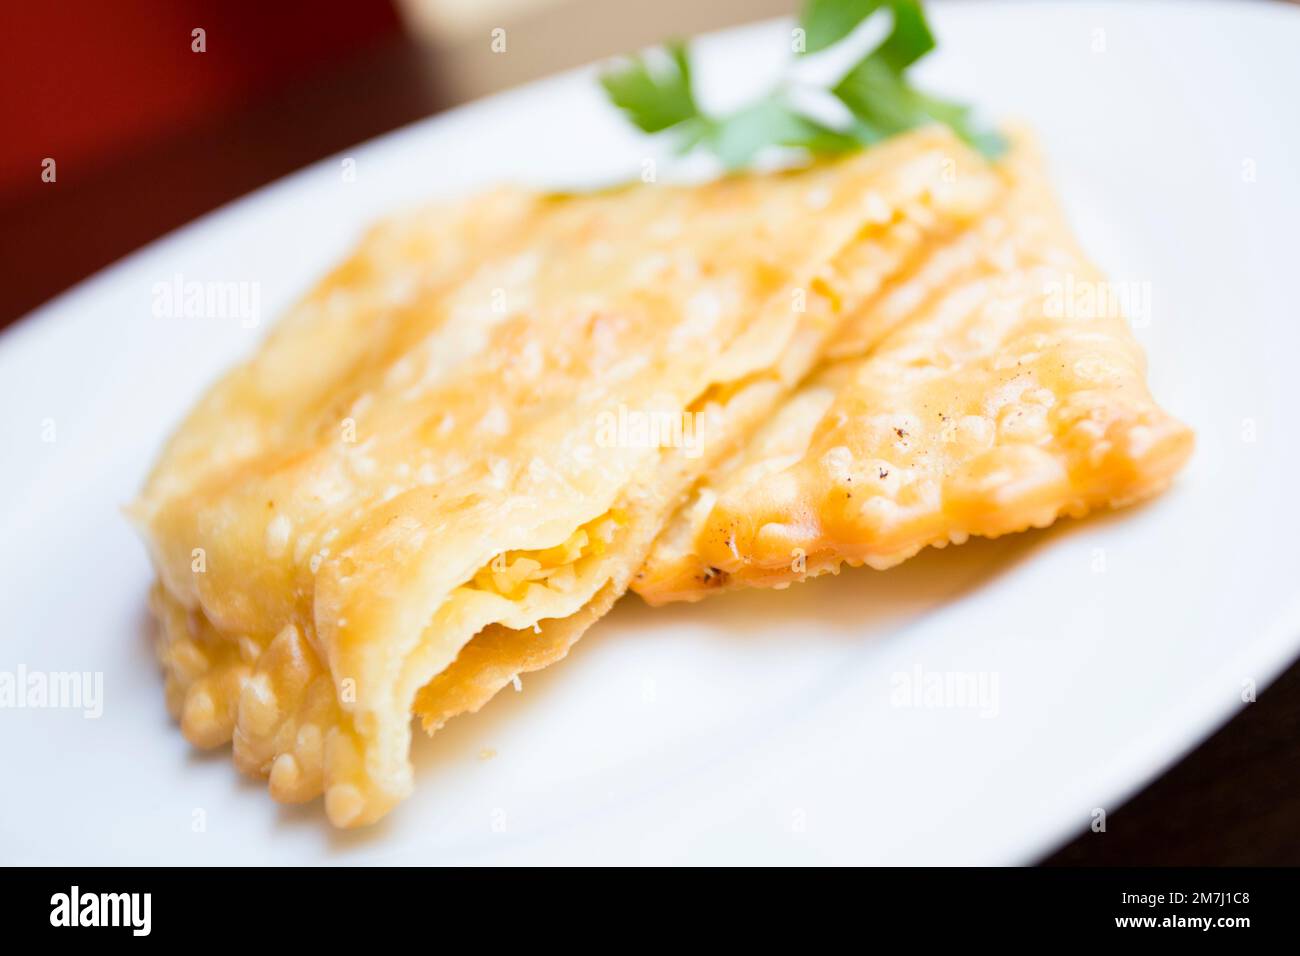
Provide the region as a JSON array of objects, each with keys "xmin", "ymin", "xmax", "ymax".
[{"xmin": 3, "ymin": 0, "xmax": 1298, "ymax": 865}]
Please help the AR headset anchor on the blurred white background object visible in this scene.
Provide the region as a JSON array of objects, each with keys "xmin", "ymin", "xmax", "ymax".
[{"xmin": 397, "ymin": 0, "xmax": 798, "ymax": 102}]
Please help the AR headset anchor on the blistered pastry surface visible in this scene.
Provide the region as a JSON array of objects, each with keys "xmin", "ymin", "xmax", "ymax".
[{"xmin": 633, "ymin": 134, "xmax": 1194, "ymax": 604}]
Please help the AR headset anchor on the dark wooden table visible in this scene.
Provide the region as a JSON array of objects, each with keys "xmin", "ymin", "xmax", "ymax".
[{"xmin": 3, "ymin": 31, "xmax": 1295, "ymax": 867}]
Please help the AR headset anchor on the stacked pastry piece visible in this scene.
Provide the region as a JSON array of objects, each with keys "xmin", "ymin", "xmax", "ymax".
[
  {"xmin": 632, "ymin": 132, "xmax": 1194, "ymax": 602},
  {"xmin": 133, "ymin": 126, "xmax": 1191, "ymax": 827}
]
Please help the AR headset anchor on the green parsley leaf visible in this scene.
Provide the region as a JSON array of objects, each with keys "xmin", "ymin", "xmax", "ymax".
[
  {"xmin": 833, "ymin": 48, "xmax": 1005, "ymax": 159},
  {"xmin": 867, "ymin": 1, "xmax": 936, "ymax": 71},
  {"xmin": 799, "ymin": 0, "xmax": 885, "ymax": 55},
  {"xmin": 829, "ymin": 2, "xmax": 1003, "ymax": 159},
  {"xmin": 598, "ymin": 41, "xmax": 700, "ymax": 134},
  {"xmin": 832, "ymin": 56, "xmax": 923, "ymax": 136},
  {"xmin": 595, "ymin": 1, "xmax": 1004, "ymax": 168},
  {"xmin": 705, "ymin": 99, "xmax": 862, "ymax": 169}
]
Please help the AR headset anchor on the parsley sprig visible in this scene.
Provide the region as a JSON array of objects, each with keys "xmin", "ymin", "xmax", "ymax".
[{"xmin": 599, "ymin": 0, "xmax": 1003, "ymax": 169}]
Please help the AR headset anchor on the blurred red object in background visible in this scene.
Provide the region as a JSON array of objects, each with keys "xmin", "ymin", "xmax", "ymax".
[
  {"xmin": 0, "ymin": 0, "xmax": 446, "ymax": 329},
  {"xmin": 0, "ymin": 0, "xmax": 403, "ymax": 204}
]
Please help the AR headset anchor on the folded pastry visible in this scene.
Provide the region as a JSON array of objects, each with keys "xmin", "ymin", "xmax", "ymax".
[
  {"xmin": 633, "ymin": 133, "xmax": 1194, "ymax": 603},
  {"xmin": 134, "ymin": 126, "xmax": 1002, "ymax": 826}
]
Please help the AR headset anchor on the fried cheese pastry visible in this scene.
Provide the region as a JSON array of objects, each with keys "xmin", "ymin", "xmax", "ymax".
[
  {"xmin": 133, "ymin": 127, "xmax": 1002, "ymax": 826},
  {"xmin": 633, "ymin": 133, "xmax": 1194, "ymax": 603}
]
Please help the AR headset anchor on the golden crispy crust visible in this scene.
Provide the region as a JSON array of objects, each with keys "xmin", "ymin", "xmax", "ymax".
[
  {"xmin": 135, "ymin": 127, "xmax": 1002, "ymax": 825},
  {"xmin": 633, "ymin": 133, "xmax": 1194, "ymax": 604}
]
